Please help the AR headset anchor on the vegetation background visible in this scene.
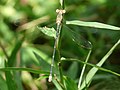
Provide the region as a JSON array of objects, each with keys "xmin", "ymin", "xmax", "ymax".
[{"xmin": 0, "ymin": 0, "xmax": 120, "ymax": 90}]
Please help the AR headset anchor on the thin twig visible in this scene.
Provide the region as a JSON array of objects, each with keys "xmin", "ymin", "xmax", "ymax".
[
  {"xmin": 16, "ymin": 16, "xmax": 50, "ymax": 31},
  {"xmin": 61, "ymin": 58, "xmax": 120, "ymax": 77}
]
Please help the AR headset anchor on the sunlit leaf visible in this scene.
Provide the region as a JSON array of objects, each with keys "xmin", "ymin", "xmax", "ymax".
[
  {"xmin": 37, "ymin": 26, "xmax": 56, "ymax": 38},
  {"xmin": 60, "ymin": 0, "xmax": 63, "ymax": 6},
  {"xmin": 37, "ymin": 75, "xmax": 48, "ymax": 80}
]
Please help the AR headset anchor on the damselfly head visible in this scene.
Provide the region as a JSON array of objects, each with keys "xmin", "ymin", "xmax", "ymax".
[
  {"xmin": 56, "ymin": 9, "xmax": 66, "ymax": 14},
  {"xmin": 56, "ymin": 9, "xmax": 60, "ymax": 13}
]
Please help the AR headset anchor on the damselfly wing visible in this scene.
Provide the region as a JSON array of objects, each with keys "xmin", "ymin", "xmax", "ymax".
[{"xmin": 63, "ymin": 25, "xmax": 92, "ymax": 49}]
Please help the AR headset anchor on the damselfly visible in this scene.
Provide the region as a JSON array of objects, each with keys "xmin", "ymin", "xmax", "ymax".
[
  {"xmin": 48, "ymin": 9, "xmax": 66, "ymax": 82},
  {"xmin": 14, "ymin": 9, "xmax": 92, "ymax": 82},
  {"xmin": 37, "ymin": 9, "xmax": 92, "ymax": 82}
]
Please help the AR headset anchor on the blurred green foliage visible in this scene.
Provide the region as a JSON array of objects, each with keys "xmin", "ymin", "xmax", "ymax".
[{"xmin": 0, "ymin": 0, "xmax": 120, "ymax": 90}]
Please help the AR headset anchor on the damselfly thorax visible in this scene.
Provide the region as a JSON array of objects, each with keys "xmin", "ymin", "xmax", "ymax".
[{"xmin": 56, "ymin": 9, "xmax": 66, "ymax": 25}]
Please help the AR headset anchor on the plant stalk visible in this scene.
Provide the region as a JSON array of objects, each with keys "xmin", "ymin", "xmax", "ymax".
[{"xmin": 78, "ymin": 49, "xmax": 92, "ymax": 89}]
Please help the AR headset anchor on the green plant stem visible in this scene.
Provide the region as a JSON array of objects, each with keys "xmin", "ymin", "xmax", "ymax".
[
  {"xmin": 55, "ymin": 35, "xmax": 63, "ymax": 84},
  {"xmin": 62, "ymin": 0, "xmax": 65, "ymax": 9},
  {"xmin": 60, "ymin": 0, "xmax": 65, "ymax": 9},
  {"xmin": 80, "ymin": 39, "xmax": 120, "ymax": 90},
  {"xmin": 78, "ymin": 49, "xmax": 92, "ymax": 89},
  {"xmin": 61, "ymin": 58, "xmax": 120, "ymax": 77},
  {"xmin": 57, "ymin": 20, "xmax": 64, "ymax": 84},
  {"xmin": 54, "ymin": 74, "xmax": 65, "ymax": 89}
]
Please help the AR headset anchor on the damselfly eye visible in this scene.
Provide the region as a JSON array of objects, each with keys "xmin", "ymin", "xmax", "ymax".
[
  {"xmin": 62, "ymin": 10, "xmax": 66, "ymax": 13},
  {"xmin": 56, "ymin": 9, "xmax": 59, "ymax": 13}
]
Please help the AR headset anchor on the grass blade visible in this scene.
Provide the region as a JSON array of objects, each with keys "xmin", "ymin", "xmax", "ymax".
[
  {"xmin": 61, "ymin": 58, "xmax": 120, "ymax": 77},
  {"xmin": 80, "ymin": 39, "xmax": 120, "ymax": 90},
  {"xmin": 8, "ymin": 38, "xmax": 24, "ymax": 67},
  {"xmin": 63, "ymin": 76, "xmax": 78, "ymax": 90},
  {"xmin": 52, "ymin": 78, "xmax": 64, "ymax": 90},
  {"xmin": 66, "ymin": 20, "xmax": 120, "ymax": 30},
  {"xmin": 0, "ymin": 67, "xmax": 49, "ymax": 75},
  {"xmin": 78, "ymin": 50, "xmax": 92, "ymax": 88},
  {"xmin": 14, "ymin": 72, "xmax": 23, "ymax": 90},
  {"xmin": 5, "ymin": 62, "xmax": 17, "ymax": 90},
  {"xmin": 5, "ymin": 71, "xmax": 16, "ymax": 90},
  {"xmin": 66, "ymin": 62, "xmax": 78, "ymax": 79},
  {"xmin": 0, "ymin": 74, "xmax": 8, "ymax": 90},
  {"xmin": 33, "ymin": 52, "xmax": 51, "ymax": 72}
]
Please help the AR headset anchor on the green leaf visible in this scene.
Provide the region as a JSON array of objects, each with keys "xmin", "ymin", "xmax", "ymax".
[
  {"xmin": 37, "ymin": 75, "xmax": 48, "ymax": 80},
  {"xmin": 33, "ymin": 51, "xmax": 59, "ymax": 75},
  {"xmin": 66, "ymin": 20, "xmax": 120, "ymax": 30},
  {"xmin": 21, "ymin": 46, "xmax": 51, "ymax": 66},
  {"xmin": 52, "ymin": 78, "xmax": 64, "ymax": 90},
  {"xmin": 5, "ymin": 62, "xmax": 17, "ymax": 90},
  {"xmin": 78, "ymin": 50, "xmax": 92, "ymax": 89},
  {"xmin": 66, "ymin": 62, "xmax": 78, "ymax": 79},
  {"xmin": 0, "ymin": 19, "xmax": 14, "ymax": 44},
  {"xmin": 4, "ymin": 59, "xmax": 18, "ymax": 90},
  {"xmin": 0, "ymin": 74, "xmax": 8, "ymax": 90},
  {"xmin": 63, "ymin": 76, "xmax": 78, "ymax": 90},
  {"xmin": 8, "ymin": 38, "xmax": 24, "ymax": 67},
  {"xmin": 80, "ymin": 39, "xmax": 120, "ymax": 90},
  {"xmin": 14, "ymin": 72, "xmax": 24, "ymax": 90},
  {"xmin": 37, "ymin": 26, "xmax": 56, "ymax": 38},
  {"xmin": 33, "ymin": 52, "xmax": 50, "ymax": 72},
  {"xmin": 59, "ymin": 0, "xmax": 63, "ymax": 6}
]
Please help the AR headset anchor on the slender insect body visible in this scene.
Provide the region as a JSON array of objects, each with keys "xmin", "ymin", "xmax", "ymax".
[
  {"xmin": 56, "ymin": 9, "xmax": 66, "ymax": 25},
  {"xmin": 48, "ymin": 9, "xmax": 66, "ymax": 82}
]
